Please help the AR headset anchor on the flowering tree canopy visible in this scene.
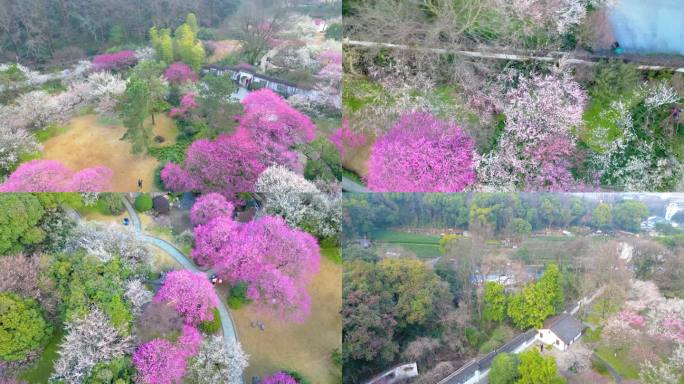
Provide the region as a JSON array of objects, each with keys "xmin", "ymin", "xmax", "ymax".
[
  {"xmin": 193, "ymin": 214, "xmax": 320, "ymax": 322},
  {"xmin": 367, "ymin": 112, "xmax": 476, "ymax": 192},
  {"xmin": 237, "ymin": 89, "xmax": 317, "ymax": 172},
  {"xmin": 261, "ymin": 372, "xmax": 298, "ymax": 384},
  {"xmin": 0, "ymin": 160, "xmax": 113, "ymax": 192},
  {"xmin": 330, "ymin": 118, "xmax": 367, "ymax": 158},
  {"xmin": 133, "ymin": 339, "xmax": 187, "ymax": 384},
  {"xmin": 169, "ymin": 92, "xmax": 197, "ymax": 118},
  {"xmin": 153, "ymin": 270, "xmax": 219, "ymax": 324},
  {"xmin": 161, "ymin": 131, "xmax": 266, "ymax": 202},
  {"xmin": 164, "ymin": 62, "xmax": 198, "ymax": 84},
  {"xmin": 186, "ymin": 336, "xmax": 249, "ymax": 384},
  {"xmin": 92, "ymin": 50, "xmax": 138, "ymax": 72},
  {"xmin": 190, "ymin": 193, "xmax": 235, "ymax": 227}
]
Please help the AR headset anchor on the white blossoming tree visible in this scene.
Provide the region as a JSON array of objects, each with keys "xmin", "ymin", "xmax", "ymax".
[
  {"xmin": 124, "ymin": 279, "xmax": 153, "ymax": 316},
  {"xmin": 67, "ymin": 222, "xmax": 152, "ymax": 269},
  {"xmin": 186, "ymin": 336, "xmax": 249, "ymax": 384},
  {"xmin": 255, "ymin": 165, "xmax": 341, "ymax": 239},
  {"xmin": 52, "ymin": 308, "xmax": 133, "ymax": 384}
]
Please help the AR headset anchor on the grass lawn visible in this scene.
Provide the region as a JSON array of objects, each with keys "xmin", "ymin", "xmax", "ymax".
[
  {"xmin": 40, "ymin": 114, "xmax": 171, "ymax": 191},
  {"xmin": 371, "ymin": 230, "xmax": 442, "ymax": 259},
  {"xmin": 19, "ymin": 325, "xmax": 64, "ymax": 383},
  {"xmin": 595, "ymin": 346, "xmax": 640, "ymax": 380}
]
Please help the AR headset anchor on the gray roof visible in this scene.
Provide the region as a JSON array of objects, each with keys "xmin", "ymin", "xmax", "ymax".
[{"xmin": 543, "ymin": 313, "xmax": 584, "ymax": 344}]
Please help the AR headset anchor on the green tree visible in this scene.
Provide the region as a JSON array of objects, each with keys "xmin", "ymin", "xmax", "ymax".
[
  {"xmin": 508, "ymin": 218, "xmax": 532, "ymax": 240},
  {"xmin": 507, "ymin": 264, "xmax": 562, "ymax": 329},
  {"xmin": 196, "ymin": 73, "xmax": 240, "ymax": 135},
  {"xmin": 85, "ymin": 356, "xmax": 136, "ymax": 384},
  {"xmin": 0, "ymin": 194, "xmax": 46, "ymax": 255},
  {"xmin": 301, "ymin": 137, "xmax": 342, "ymax": 183},
  {"xmin": 186, "ymin": 13, "xmax": 199, "ymax": 34},
  {"xmin": 159, "ymin": 29, "xmax": 174, "ymax": 64},
  {"xmin": 134, "ymin": 194, "xmax": 153, "ymax": 212},
  {"xmin": 325, "ymin": 23, "xmax": 343, "ymax": 41},
  {"xmin": 516, "ymin": 350, "xmax": 566, "ymax": 384},
  {"xmin": 489, "ymin": 352, "xmax": 520, "ymax": 384},
  {"xmin": 537, "ymin": 263, "xmax": 564, "ymax": 312},
  {"xmin": 0, "ymin": 293, "xmax": 51, "ymax": 361},
  {"xmin": 129, "ymin": 60, "xmax": 170, "ymax": 126},
  {"xmin": 484, "ymin": 281, "xmax": 507, "ymax": 323},
  {"xmin": 591, "ymin": 203, "xmax": 612, "ymax": 230},
  {"xmin": 612, "ymin": 200, "xmax": 649, "ymax": 233},
  {"xmin": 118, "ymin": 78, "xmax": 152, "ymax": 154}
]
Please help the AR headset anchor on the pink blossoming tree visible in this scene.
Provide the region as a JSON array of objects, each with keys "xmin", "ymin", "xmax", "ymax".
[
  {"xmin": 261, "ymin": 372, "xmax": 298, "ymax": 384},
  {"xmin": 0, "ymin": 160, "xmax": 113, "ymax": 192},
  {"xmin": 92, "ymin": 50, "xmax": 137, "ymax": 72},
  {"xmin": 169, "ymin": 92, "xmax": 197, "ymax": 118},
  {"xmin": 192, "ymin": 209, "xmax": 320, "ymax": 322},
  {"xmin": 367, "ymin": 112, "xmax": 476, "ymax": 192},
  {"xmin": 133, "ymin": 339, "xmax": 187, "ymax": 384},
  {"xmin": 164, "ymin": 62, "xmax": 199, "ymax": 84},
  {"xmin": 330, "ymin": 118, "xmax": 367, "ymax": 158},
  {"xmin": 160, "ymin": 130, "xmax": 267, "ymax": 202},
  {"xmin": 190, "ymin": 193, "xmax": 235, "ymax": 226},
  {"xmin": 153, "ymin": 270, "xmax": 219, "ymax": 325},
  {"xmin": 237, "ymin": 89, "xmax": 317, "ymax": 172}
]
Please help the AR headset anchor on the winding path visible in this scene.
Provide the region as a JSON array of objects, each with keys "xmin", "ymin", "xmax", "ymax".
[{"xmin": 122, "ymin": 197, "xmax": 239, "ymax": 345}]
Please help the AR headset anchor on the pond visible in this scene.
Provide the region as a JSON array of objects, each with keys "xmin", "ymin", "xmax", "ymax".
[{"xmin": 608, "ymin": 0, "xmax": 684, "ymax": 55}]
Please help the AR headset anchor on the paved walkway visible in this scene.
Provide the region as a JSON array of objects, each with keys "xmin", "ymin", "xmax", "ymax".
[
  {"xmin": 122, "ymin": 197, "xmax": 239, "ymax": 346},
  {"xmin": 592, "ymin": 352, "xmax": 623, "ymax": 384}
]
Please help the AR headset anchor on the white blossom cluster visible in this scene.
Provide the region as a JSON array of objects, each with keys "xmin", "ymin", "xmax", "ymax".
[
  {"xmin": 186, "ymin": 336, "xmax": 249, "ymax": 384},
  {"xmin": 67, "ymin": 222, "xmax": 152, "ymax": 269},
  {"xmin": 124, "ymin": 279, "xmax": 153, "ymax": 316},
  {"xmin": 255, "ymin": 165, "xmax": 341, "ymax": 239},
  {"xmin": 51, "ymin": 308, "xmax": 133, "ymax": 384},
  {"xmin": 644, "ymin": 82, "xmax": 679, "ymax": 109}
]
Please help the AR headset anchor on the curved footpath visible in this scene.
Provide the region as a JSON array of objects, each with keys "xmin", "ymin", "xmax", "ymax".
[{"xmin": 122, "ymin": 198, "xmax": 239, "ymax": 345}]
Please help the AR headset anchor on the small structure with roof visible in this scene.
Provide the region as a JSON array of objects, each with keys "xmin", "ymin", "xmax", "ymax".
[{"xmin": 536, "ymin": 313, "xmax": 585, "ymax": 351}]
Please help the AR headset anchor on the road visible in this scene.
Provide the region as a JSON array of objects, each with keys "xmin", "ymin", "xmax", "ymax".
[
  {"xmin": 122, "ymin": 197, "xmax": 239, "ymax": 346},
  {"xmin": 342, "ymin": 176, "xmax": 370, "ymax": 193}
]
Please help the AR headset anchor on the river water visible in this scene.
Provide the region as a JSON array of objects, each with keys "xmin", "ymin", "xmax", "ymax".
[{"xmin": 608, "ymin": 0, "xmax": 684, "ymax": 55}]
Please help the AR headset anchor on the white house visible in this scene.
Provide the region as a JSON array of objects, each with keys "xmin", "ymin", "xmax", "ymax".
[{"xmin": 536, "ymin": 313, "xmax": 584, "ymax": 351}]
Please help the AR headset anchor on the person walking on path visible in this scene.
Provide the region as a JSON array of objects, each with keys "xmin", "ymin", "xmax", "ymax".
[{"xmin": 137, "ymin": 178, "xmax": 143, "ymax": 190}]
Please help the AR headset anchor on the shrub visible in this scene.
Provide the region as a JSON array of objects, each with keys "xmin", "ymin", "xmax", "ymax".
[
  {"xmin": 226, "ymin": 282, "xmax": 251, "ymax": 310},
  {"xmin": 198, "ymin": 308, "xmax": 222, "ymax": 334},
  {"xmin": 97, "ymin": 193, "xmax": 125, "ymax": 215},
  {"xmin": 0, "ymin": 293, "xmax": 51, "ymax": 361},
  {"xmin": 325, "ymin": 23, "xmax": 343, "ymax": 41},
  {"xmin": 134, "ymin": 194, "xmax": 153, "ymax": 212}
]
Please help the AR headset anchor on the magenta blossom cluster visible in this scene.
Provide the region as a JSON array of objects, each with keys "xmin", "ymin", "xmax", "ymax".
[
  {"xmin": 169, "ymin": 92, "xmax": 197, "ymax": 118},
  {"xmin": 617, "ymin": 310, "xmax": 646, "ymax": 328},
  {"xmin": 153, "ymin": 270, "xmax": 219, "ymax": 325},
  {"xmin": 330, "ymin": 118, "xmax": 367, "ymax": 157},
  {"xmin": 0, "ymin": 160, "xmax": 113, "ymax": 192},
  {"xmin": 164, "ymin": 62, "xmax": 198, "ymax": 84},
  {"xmin": 190, "ymin": 193, "xmax": 235, "ymax": 226},
  {"xmin": 92, "ymin": 50, "xmax": 137, "ymax": 72},
  {"xmin": 191, "ymin": 198, "xmax": 320, "ymax": 322},
  {"xmin": 367, "ymin": 112, "xmax": 476, "ymax": 192},
  {"xmin": 261, "ymin": 372, "xmax": 298, "ymax": 384},
  {"xmin": 133, "ymin": 325, "xmax": 202, "ymax": 384},
  {"xmin": 162, "ymin": 89, "xmax": 316, "ymax": 201}
]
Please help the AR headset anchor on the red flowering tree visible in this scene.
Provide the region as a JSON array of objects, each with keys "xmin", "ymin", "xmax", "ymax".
[
  {"xmin": 92, "ymin": 50, "xmax": 137, "ymax": 72},
  {"xmin": 153, "ymin": 270, "xmax": 219, "ymax": 325},
  {"xmin": 237, "ymin": 89, "xmax": 317, "ymax": 172},
  {"xmin": 164, "ymin": 62, "xmax": 199, "ymax": 84},
  {"xmin": 190, "ymin": 193, "xmax": 235, "ymax": 226},
  {"xmin": 160, "ymin": 130, "xmax": 267, "ymax": 202},
  {"xmin": 261, "ymin": 372, "xmax": 298, "ymax": 384},
  {"xmin": 193, "ymin": 214, "xmax": 320, "ymax": 322},
  {"xmin": 367, "ymin": 112, "xmax": 476, "ymax": 192},
  {"xmin": 133, "ymin": 339, "xmax": 187, "ymax": 384},
  {"xmin": 0, "ymin": 160, "xmax": 113, "ymax": 192}
]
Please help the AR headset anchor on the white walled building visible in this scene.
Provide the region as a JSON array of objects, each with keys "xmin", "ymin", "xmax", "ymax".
[{"xmin": 536, "ymin": 313, "xmax": 584, "ymax": 351}]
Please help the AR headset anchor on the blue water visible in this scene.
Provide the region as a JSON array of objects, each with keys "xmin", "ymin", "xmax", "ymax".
[{"xmin": 608, "ymin": 0, "xmax": 684, "ymax": 55}]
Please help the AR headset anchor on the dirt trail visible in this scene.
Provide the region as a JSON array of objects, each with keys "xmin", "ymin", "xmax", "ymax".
[
  {"xmin": 41, "ymin": 114, "xmax": 176, "ymax": 192},
  {"xmin": 232, "ymin": 258, "xmax": 342, "ymax": 383}
]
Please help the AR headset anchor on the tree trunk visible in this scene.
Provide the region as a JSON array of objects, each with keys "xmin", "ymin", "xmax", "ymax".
[{"xmin": 151, "ymin": 112, "xmax": 156, "ymax": 126}]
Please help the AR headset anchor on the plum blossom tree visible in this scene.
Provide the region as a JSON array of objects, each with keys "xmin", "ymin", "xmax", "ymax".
[
  {"xmin": 161, "ymin": 130, "xmax": 266, "ymax": 201},
  {"xmin": 133, "ymin": 339, "xmax": 187, "ymax": 384},
  {"xmin": 261, "ymin": 372, "xmax": 298, "ymax": 384},
  {"xmin": 52, "ymin": 308, "xmax": 133, "ymax": 384},
  {"xmin": 330, "ymin": 118, "xmax": 366, "ymax": 158},
  {"xmin": 255, "ymin": 165, "xmax": 341, "ymax": 239},
  {"xmin": 0, "ymin": 127, "xmax": 40, "ymax": 176},
  {"xmin": 169, "ymin": 92, "xmax": 197, "ymax": 118},
  {"xmin": 477, "ymin": 70, "xmax": 588, "ymax": 191},
  {"xmin": 153, "ymin": 270, "xmax": 219, "ymax": 325},
  {"xmin": 164, "ymin": 62, "xmax": 199, "ymax": 84},
  {"xmin": 367, "ymin": 112, "xmax": 476, "ymax": 192},
  {"xmin": 190, "ymin": 193, "xmax": 235, "ymax": 227},
  {"xmin": 92, "ymin": 50, "xmax": 138, "ymax": 72},
  {"xmin": 237, "ymin": 89, "xmax": 317, "ymax": 172},
  {"xmin": 187, "ymin": 336, "xmax": 248, "ymax": 384},
  {"xmin": 67, "ymin": 222, "xmax": 152, "ymax": 268},
  {"xmin": 0, "ymin": 160, "xmax": 113, "ymax": 192},
  {"xmin": 125, "ymin": 279, "xmax": 153, "ymax": 316},
  {"xmin": 193, "ymin": 214, "xmax": 320, "ymax": 322}
]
